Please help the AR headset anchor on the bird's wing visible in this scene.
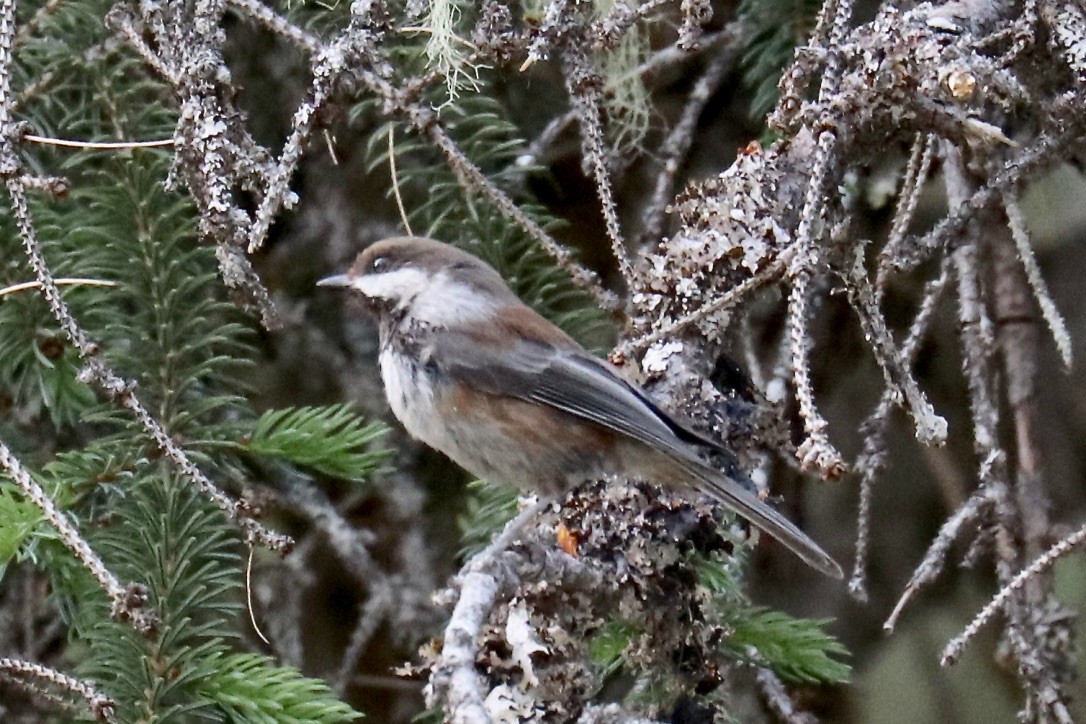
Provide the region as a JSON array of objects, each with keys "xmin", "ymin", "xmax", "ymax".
[{"xmin": 430, "ymin": 331, "xmax": 715, "ymax": 462}]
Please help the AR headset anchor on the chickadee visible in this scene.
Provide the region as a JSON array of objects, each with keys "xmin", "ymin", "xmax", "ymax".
[{"xmin": 319, "ymin": 237, "xmax": 842, "ymax": 578}]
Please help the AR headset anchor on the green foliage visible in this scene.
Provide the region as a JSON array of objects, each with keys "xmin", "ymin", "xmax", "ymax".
[
  {"xmin": 245, "ymin": 404, "xmax": 390, "ymax": 481},
  {"xmin": 0, "ymin": 1, "xmax": 368, "ymax": 720},
  {"xmin": 738, "ymin": 0, "xmax": 821, "ymax": 120},
  {"xmin": 195, "ymin": 652, "xmax": 363, "ymax": 722},
  {"xmin": 0, "ymin": 316, "xmax": 98, "ymax": 425},
  {"xmin": 588, "ymin": 618, "xmax": 639, "ymax": 678},
  {"xmin": 29, "ymin": 152, "xmax": 366, "ymax": 719},
  {"xmin": 0, "ymin": 483, "xmax": 42, "ymax": 579},
  {"xmin": 596, "ymin": 2, "xmax": 652, "ymax": 155},
  {"xmin": 698, "ymin": 552, "xmax": 850, "ymax": 685},
  {"xmin": 457, "ymin": 479, "xmax": 520, "ymax": 557},
  {"xmin": 68, "ymin": 473, "xmax": 241, "ymax": 721},
  {"xmin": 726, "ymin": 607, "xmax": 851, "ymax": 684}
]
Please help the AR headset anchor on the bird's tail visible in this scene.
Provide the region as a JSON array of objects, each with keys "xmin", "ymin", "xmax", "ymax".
[{"xmin": 675, "ymin": 456, "xmax": 843, "ymax": 579}]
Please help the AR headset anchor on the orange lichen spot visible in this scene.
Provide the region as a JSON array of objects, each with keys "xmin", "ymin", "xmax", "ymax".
[
  {"xmin": 557, "ymin": 523, "xmax": 579, "ymax": 557},
  {"xmin": 739, "ymin": 140, "xmax": 762, "ymax": 156}
]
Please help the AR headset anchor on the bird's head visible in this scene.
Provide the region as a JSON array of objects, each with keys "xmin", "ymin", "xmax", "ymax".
[{"xmin": 318, "ymin": 236, "xmax": 517, "ymax": 327}]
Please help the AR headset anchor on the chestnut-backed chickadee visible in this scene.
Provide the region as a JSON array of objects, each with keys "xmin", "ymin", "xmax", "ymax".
[{"xmin": 319, "ymin": 237, "xmax": 842, "ymax": 578}]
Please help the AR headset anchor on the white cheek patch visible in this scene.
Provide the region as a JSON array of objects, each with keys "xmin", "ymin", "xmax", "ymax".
[
  {"xmin": 351, "ymin": 267, "xmax": 430, "ymax": 301},
  {"xmin": 352, "ymin": 268, "xmax": 499, "ymax": 326},
  {"xmin": 411, "ymin": 273, "xmax": 498, "ymax": 326}
]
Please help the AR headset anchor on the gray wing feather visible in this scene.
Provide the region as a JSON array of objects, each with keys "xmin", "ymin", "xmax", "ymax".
[{"xmin": 432, "ymin": 334, "xmax": 703, "ymax": 459}]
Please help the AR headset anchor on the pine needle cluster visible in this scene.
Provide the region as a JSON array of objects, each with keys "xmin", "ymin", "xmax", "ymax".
[{"xmin": 0, "ymin": 0, "xmax": 384, "ymax": 719}]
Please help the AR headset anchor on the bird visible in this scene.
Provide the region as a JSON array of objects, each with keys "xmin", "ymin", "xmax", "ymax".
[{"xmin": 319, "ymin": 236, "xmax": 842, "ymax": 579}]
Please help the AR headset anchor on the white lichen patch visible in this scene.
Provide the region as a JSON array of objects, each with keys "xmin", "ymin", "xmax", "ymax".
[
  {"xmin": 640, "ymin": 340, "xmax": 683, "ymax": 376},
  {"xmin": 484, "ymin": 683, "xmax": 545, "ymax": 722},
  {"xmin": 506, "ymin": 601, "xmax": 547, "ymax": 687}
]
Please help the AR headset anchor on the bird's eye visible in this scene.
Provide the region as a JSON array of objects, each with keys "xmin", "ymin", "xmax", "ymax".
[{"xmin": 372, "ymin": 256, "xmax": 390, "ymax": 273}]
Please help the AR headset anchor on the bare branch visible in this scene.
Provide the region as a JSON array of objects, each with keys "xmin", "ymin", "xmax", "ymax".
[
  {"xmin": 943, "ymin": 519, "xmax": 1086, "ymax": 665},
  {"xmin": 850, "ymin": 258, "xmax": 951, "ymax": 599},
  {"xmin": 787, "ymin": 130, "xmax": 845, "ymax": 478},
  {"xmin": 425, "ymin": 499, "xmax": 550, "ymax": 720},
  {"xmin": 0, "ymin": 658, "xmax": 115, "ymax": 721},
  {"xmin": 844, "ymin": 244, "xmax": 947, "ymax": 445},
  {"xmin": 564, "ymin": 43, "xmax": 633, "ymax": 287},
  {"xmin": 875, "ymin": 133, "xmax": 936, "ymax": 296},
  {"xmin": 884, "ymin": 490, "xmax": 989, "ymax": 632},
  {"xmin": 1003, "ymin": 192, "xmax": 1072, "ymax": 368}
]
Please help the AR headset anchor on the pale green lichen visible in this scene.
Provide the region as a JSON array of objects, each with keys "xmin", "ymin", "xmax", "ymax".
[
  {"xmin": 597, "ymin": 2, "xmax": 652, "ymax": 155},
  {"xmin": 421, "ymin": 0, "xmax": 484, "ymax": 108}
]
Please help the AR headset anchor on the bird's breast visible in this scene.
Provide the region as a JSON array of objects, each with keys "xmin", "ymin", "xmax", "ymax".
[
  {"xmin": 378, "ymin": 344, "xmax": 622, "ymax": 495},
  {"xmin": 379, "ymin": 346, "xmax": 446, "ymax": 450}
]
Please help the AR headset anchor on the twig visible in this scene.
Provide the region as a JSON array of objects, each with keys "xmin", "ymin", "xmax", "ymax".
[
  {"xmin": 787, "ymin": 129, "xmax": 845, "ymax": 478},
  {"xmin": 875, "ymin": 133, "xmax": 936, "ymax": 296},
  {"xmin": 334, "ymin": 584, "xmax": 392, "ymax": 694},
  {"xmin": 225, "ymin": 0, "xmax": 321, "ymax": 53},
  {"xmin": 885, "ymin": 121, "xmax": 1085, "ymax": 277},
  {"xmin": 248, "ymin": 30, "xmax": 361, "ymax": 253},
  {"xmin": 564, "ymin": 44, "xmax": 633, "ymax": 287},
  {"xmin": 0, "ymin": 658, "xmax": 115, "ymax": 721},
  {"xmin": 591, "ymin": 0, "xmax": 672, "ymax": 49},
  {"xmin": 617, "ymin": 256, "xmax": 786, "ymax": 357},
  {"xmin": 23, "ymin": 134, "xmax": 173, "ymax": 150},
  {"xmin": 0, "ymin": 278, "xmax": 116, "ymax": 298},
  {"xmin": 942, "ymin": 519, "xmax": 1086, "ymax": 665},
  {"xmin": 389, "ymin": 124, "xmax": 413, "ymax": 235},
  {"xmin": 844, "ymin": 244, "xmax": 947, "ymax": 445},
  {"xmin": 754, "ymin": 668, "xmax": 816, "ymax": 724},
  {"xmin": 780, "ymin": 0, "xmax": 855, "ymax": 478},
  {"xmin": 884, "ymin": 490, "xmax": 989, "ymax": 632},
  {"xmin": 422, "ymin": 113, "xmax": 618, "ymax": 309},
  {"xmin": 520, "ymin": 110, "xmax": 576, "ymax": 168},
  {"xmin": 850, "ymin": 258, "xmax": 951, "ymax": 599},
  {"xmin": 623, "ymin": 28, "xmax": 732, "ymax": 81},
  {"xmin": 279, "ymin": 483, "xmax": 381, "ymax": 583},
  {"xmin": 521, "ymin": 0, "xmax": 571, "ymax": 70},
  {"xmin": 1003, "ymin": 192, "xmax": 1072, "ymax": 368},
  {"xmin": 103, "ymin": 6, "xmax": 179, "ymax": 84}
]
